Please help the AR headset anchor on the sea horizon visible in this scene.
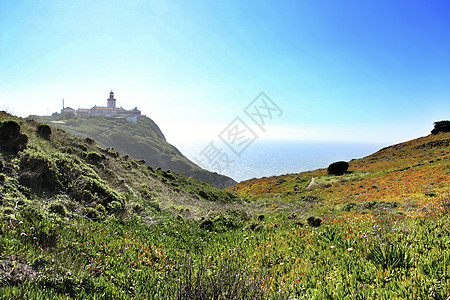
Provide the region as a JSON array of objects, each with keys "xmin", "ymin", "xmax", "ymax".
[{"xmin": 177, "ymin": 140, "xmax": 388, "ymax": 182}]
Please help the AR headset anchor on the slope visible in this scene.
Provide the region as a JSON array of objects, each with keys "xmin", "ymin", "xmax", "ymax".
[
  {"xmin": 30, "ymin": 114, "xmax": 236, "ymax": 189},
  {"xmin": 2, "ymin": 116, "xmax": 450, "ymax": 299},
  {"xmin": 227, "ymin": 129, "xmax": 450, "ymax": 212},
  {"xmin": 0, "ymin": 112, "xmax": 241, "ymax": 221}
]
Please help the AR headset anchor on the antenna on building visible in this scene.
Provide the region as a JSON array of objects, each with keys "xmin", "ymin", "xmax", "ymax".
[{"xmin": 63, "ymin": 98, "xmax": 65, "ymax": 110}]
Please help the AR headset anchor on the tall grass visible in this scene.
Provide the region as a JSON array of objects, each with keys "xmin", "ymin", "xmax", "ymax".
[{"xmin": 176, "ymin": 255, "xmax": 270, "ymax": 300}]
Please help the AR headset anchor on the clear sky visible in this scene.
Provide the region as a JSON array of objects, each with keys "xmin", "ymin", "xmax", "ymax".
[{"xmin": 1, "ymin": 0, "xmax": 450, "ymax": 146}]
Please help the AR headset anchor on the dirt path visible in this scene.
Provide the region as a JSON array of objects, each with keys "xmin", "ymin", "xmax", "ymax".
[{"xmin": 306, "ymin": 177, "xmax": 316, "ymax": 189}]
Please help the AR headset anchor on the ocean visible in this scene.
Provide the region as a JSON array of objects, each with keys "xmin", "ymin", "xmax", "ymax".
[{"xmin": 179, "ymin": 140, "xmax": 387, "ymax": 182}]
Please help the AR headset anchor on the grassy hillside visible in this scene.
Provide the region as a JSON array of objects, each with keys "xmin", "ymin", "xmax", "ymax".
[
  {"xmin": 30, "ymin": 114, "xmax": 236, "ymax": 189},
  {"xmin": 1, "ymin": 113, "xmax": 450, "ymax": 299},
  {"xmin": 228, "ymin": 131, "xmax": 450, "ymax": 207}
]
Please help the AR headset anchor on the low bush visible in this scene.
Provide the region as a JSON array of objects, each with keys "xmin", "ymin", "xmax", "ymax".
[
  {"xmin": 0, "ymin": 120, "xmax": 28, "ymax": 153},
  {"xmin": 19, "ymin": 149, "xmax": 59, "ymax": 191},
  {"xmin": 431, "ymin": 120, "xmax": 450, "ymax": 134},
  {"xmin": 307, "ymin": 216, "xmax": 322, "ymax": 227},
  {"xmin": 36, "ymin": 124, "xmax": 52, "ymax": 139},
  {"xmin": 327, "ymin": 161, "xmax": 349, "ymax": 175},
  {"xmin": 86, "ymin": 151, "xmax": 104, "ymax": 164}
]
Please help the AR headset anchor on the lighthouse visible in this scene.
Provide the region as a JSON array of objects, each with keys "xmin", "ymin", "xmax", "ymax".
[{"xmin": 107, "ymin": 90, "xmax": 116, "ymax": 108}]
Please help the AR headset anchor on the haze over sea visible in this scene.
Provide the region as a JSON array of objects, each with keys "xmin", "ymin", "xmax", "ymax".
[{"xmin": 180, "ymin": 140, "xmax": 386, "ymax": 183}]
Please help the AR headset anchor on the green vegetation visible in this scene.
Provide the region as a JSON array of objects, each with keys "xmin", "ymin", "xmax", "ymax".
[
  {"xmin": 327, "ymin": 160, "xmax": 349, "ymax": 175},
  {"xmin": 432, "ymin": 120, "xmax": 450, "ymax": 135},
  {"xmin": 30, "ymin": 114, "xmax": 236, "ymax": 188},
  {"xmin": 1, "ymin": 112, "xmax": 450, "ymax": 299}
]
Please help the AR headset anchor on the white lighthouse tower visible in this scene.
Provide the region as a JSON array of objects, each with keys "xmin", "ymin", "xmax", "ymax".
[{"xmin": 107, "ymin": 91, "xmax": 116, "ymax": 108}]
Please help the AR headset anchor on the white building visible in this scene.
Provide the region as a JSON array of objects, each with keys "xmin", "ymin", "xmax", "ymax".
[
  {"xmin": 76, "ymin": 91, "xmax": 143, "ymax": 121},
  {"xmin": 61, "ymin": 107, "xmax": 76, "ymax": 114}
]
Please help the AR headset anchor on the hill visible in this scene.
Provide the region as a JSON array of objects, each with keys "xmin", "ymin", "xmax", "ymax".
[
  {"xmin": 30, "ymin": 114, "xmax": 236, "ymax": 189},
  {"xmin": 227, "ymin": 130, "xmax": 450, "ymax": 206},
  {"xmin": 0, "ymin": 112, "xmax": 242, "ymax": 219},
  {"xmin": 2, "ymin": 113, "xmax": 450, "ymax": 299}
]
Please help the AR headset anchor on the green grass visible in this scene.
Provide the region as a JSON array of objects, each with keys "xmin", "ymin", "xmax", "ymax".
[
  {"xmin": 29, "ymin": 113, "xmax": 235, "ymax": 188},
  {"xmin": 1, "ymin": 112, "xmax": 450, "ymax": 299},
  {"xmin": 2, "ymin": 205, "xmax": 449, "ymax": 299}
]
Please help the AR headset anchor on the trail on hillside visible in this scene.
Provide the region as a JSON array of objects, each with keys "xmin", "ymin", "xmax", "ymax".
[{"xmin": 306, "ymin": 177, "xmax": 316, "ymax": 189}]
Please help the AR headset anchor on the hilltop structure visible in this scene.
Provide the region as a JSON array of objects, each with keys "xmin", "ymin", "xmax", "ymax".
[
  {"xmin": 61, "ymin": 107, "xmax": 76, "ymax": 114},
  {"xmin": 61, "ymin": 91, "xmax": 143, "ymax": 122}
]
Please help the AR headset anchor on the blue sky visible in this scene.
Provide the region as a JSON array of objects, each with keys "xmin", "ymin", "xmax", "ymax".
[{"xmin": 1, "ymin": 0, "xmax": 450, "ymax": 146}]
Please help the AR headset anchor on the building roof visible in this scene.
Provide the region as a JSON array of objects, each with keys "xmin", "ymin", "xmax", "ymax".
[{"xmin": 90, "ymin": 106, "xmax": 128, "ymax": 111}]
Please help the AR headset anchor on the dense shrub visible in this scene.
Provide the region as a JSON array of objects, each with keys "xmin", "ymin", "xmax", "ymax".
[
  {"xmin": 49, "ymin": 203, "xmax": 66, "ymax": 216},
  {"xmin": 307, "ymin": 216, "xmax": 322, "ymax": 227},
  {"xmin": 199, "ymin": 218, "xmax": 213, "ymax": 230},
  {"xmin": 276, "ymin": 178, "xmax": 286, "ymax": 184},
  {"xmin": 327, "ymin": 161, "xmax": 349, "ymax": 175},
  {"xmin": 212, "ymin": 215, "xmax": 238, "ymax": 229},
  {"xmin": 161, "ymin": 170, "xmax": 175, "ymax": 181},
  {"xmin": 0, "ymin": 120, "xmax": 28, "ymax": 153},
  {"xmin": 85, "ymin": 137, "xmax": 95, "ymax": 144},
  {"xmin": 84, "ymin": 207, "xmax": 105, "ymax": 220},
  {"xmin": 86, "ymin": 151, "xmax": 104, "ymax": 164},
  {"xmin": 18, "ymin": 148, "xmax": 125, "ymax": 213},
  {"xmin": 36, "ymin": 124, "xmax": 52, "ymax": 139},
  {"xmin": 198, "ymin": 190, "xmax": 217, "ymax": 201},
  {"xmin": 431, "ymin": 120, "xmax": 450, "ymax": 134},
  {"xmin": 19, "ymin": 149, "xmax": 59, "ymax": 191}
]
